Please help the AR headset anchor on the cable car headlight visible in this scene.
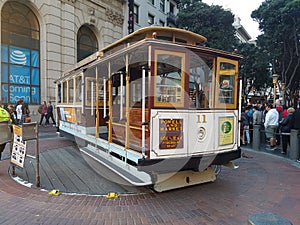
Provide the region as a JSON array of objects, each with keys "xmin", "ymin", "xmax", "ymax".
[{"xmin": 197, "ymin": 127, "xmax": 206, "ymax": 142}]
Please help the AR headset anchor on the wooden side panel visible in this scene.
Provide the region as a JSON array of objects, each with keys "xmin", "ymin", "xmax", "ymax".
[
  {"xmin": 112, "ymin": 108, "xmax": 150, "ymax": 152},
  {"xmin": 128, "ymin": 108, "xmax": 149, "ymax": 127}
]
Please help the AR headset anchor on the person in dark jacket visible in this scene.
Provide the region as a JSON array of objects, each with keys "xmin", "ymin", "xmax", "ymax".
[
  {"xmin": 241, "ymin": 107, "xmax": 251, "ymax": 145},
  {"xmin": 290, "ymin": 107, "xmax": 300, "ymax": 130},
  {"xmin": 45, "ymin": 101, "xmax": 56, "ymax": 125},
  {"xmin": 280, "ymin": 107, "xmax": 295, "ymax": 154}
]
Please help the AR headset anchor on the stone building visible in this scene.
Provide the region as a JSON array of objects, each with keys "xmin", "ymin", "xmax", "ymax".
[
  {"xmin": 131, "ymin": 0, "xmax": 178, "ymax": 29},
  {"xmin": 0, "ymin": 0, "xmax": 124, "ymax": 120}
]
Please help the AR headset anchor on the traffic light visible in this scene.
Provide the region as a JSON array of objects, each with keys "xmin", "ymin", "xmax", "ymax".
[{"xmin": 128, "ymin": 0, "xmax": 134, "ymax": 34}]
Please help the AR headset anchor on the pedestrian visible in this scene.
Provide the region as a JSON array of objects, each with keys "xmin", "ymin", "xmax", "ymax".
[
  {"xmin": 21, "ymin": 99, "xmax": 30, "ymax": 123},
  {"xmin": 275, "ymin": 99, "xmax": 283, "ymax": 145},
  {"xmin": 252, "ymin": 106, "xmax": 262, "ymax": 125},
  {"xmin": 8, "ymin": 105, "xmax": 16, "ymax": 124},
  {"xmin": 45, "ymin": 101, "xmax": 56, "ymax": 126},
  {"xmin": 241, "ymin": 107, "xmax": 251, "ymax": 145},
  {"xmin": 3, "ymin": 103, "xmax": 9, "ymax": 112},
  {"xmin": 39, "ymin": 101, "xmax": 48, "ymax": 126},
  {"xmin": 279, "ymin": 107, "xmax": 295, "ymax": 154},
  {"xmin": 282, "ymin": 105, "xmax": 288, "ymax": 119},
  {"xmin": 290, "ymin": 107, "xmax": 300, "ymax": 162},
  {"xmin": 264, "ymin": 103, "xmax": 279, "ymax": 150},
  {"xmin": 0, "ymin": 106, "xmax": 10, "ymax": 160},
  {"xmin": 15, "ymin": 101, "xmax": 23, "ymax": 125}
]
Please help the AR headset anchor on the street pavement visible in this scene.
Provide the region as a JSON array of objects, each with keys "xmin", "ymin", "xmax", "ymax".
[{"xmin": 0, "ymin": 125, "xmax": 299, "ymax": 224}]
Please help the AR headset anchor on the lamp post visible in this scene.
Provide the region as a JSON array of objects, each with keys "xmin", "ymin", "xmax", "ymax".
[
  {"xmin": 272, "ymin": 74, "xmax": 279, "ymax": 106},
  {"xmin": 281, "ymin": 82, "xmax": 285, "ymax": 106}
]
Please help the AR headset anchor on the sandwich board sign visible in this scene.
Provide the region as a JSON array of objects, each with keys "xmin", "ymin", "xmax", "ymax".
[{"xmin": 10, "ymin": 125, "xmax": 27, "ymax": 168}]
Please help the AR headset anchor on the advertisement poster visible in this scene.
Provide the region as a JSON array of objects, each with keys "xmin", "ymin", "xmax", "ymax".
[
  {"xmin": 11, "ymin": 125, "xmax": 27, "ymax": 168},
  {"xmin": 219, "ymin": 117, "xmax": 234, "ymax": 146},
  {"xmin": 60, "ymin": 107, "xmax": 77, "ymax": 124}
]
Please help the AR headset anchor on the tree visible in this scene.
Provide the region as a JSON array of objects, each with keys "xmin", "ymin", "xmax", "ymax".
[
  {"xmin": 237, "ymin": 42, "xmax": 272, "ymax": 102},
  {"xmin": 252, "ymin": 0, "xmax": 300, "ymax": 105},
  {"xmin": 176, "ymin": 0, "xmax": 238, "ymax": 52}
]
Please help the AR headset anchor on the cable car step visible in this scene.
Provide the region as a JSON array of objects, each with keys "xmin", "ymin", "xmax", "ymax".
[{"xmin": 80, "ymin": 146, "xmax": 153, "ymax": 186}]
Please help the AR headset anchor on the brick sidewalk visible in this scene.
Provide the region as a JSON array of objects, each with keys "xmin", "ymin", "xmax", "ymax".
[{"xmin": 0, "ymin": 148, "xmax": 299, "ymax": 224}]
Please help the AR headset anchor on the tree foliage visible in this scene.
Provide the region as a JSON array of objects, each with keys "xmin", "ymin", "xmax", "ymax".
[
  {"xmin": 252, "ymin": 0, "xmax": 300, "ymax": 104},
  {"xmin": 237, "ymin": 42, "xmax": 272, "ymax": 97},
  {"xmin": 176, "ymin": 0, "xmax": 238, "ymax": 51}
]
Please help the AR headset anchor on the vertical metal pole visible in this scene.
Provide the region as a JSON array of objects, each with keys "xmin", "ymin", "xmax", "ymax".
[
  {"xmin": 10, "ymin": 126, "xmax": 15, "ymax": 176},
  {"xmin": 273, "ymin": 83, "xmax": 276, "ymax": 107},
  {"xmin": 81, "ymin": 74, "xmax": 84, "ymax": 114},
  {"xmin": 281, "ymin": 83, "xmax": 285, "ymax": 106},
  {"xmin": 125, "ymin": 55, "xmax": 130, "ymax": 152},
  {"xmin": 238, "ymin": 78, "xmax": 242, "ymax": 146},
  {"xmin": 103, "ymin": 78, "xmax": 107, "ymax": 118},
  {"xmin": 35, "ymin": 123, "xmax": 40, "ymax": 187},
  {"xmin": 108, "ymin": 62, "xmax": 112, "ymax": 143},
  {"xmin": 141, "ymin": 67, "xmax": 146, "ymax": 157},
  {"xmin": 91, "ymin": 81, "xmax": 94, "ymax": 116},
  {"xmin": 95, "ymin": 67, "xmax": 99, "ymax": 138},
  {"xmin": 120, "ymin": 72, "xmax": 124, "ymax": 120}
]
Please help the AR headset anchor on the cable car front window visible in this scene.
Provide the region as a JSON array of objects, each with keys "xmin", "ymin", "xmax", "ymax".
[
  {"xmin": 154, "ymin": 51, "xmax": 185, "ymax": 107},
  {"xmin": 218, "ymin": 61, "xmax": 236, "ymax": 105},
  {"xmin": 189, "ymin": 56, "xmax": 213, "ymax": 109}
]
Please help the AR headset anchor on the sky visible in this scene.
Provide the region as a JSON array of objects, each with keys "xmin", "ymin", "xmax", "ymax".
[{"xmin": 202, "ymin": 0, "xmax": 264, "ymax": 40}]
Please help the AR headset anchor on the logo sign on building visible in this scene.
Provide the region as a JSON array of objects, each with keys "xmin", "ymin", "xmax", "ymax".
[{"xmin": 1, "ymin": 45, "xmax": 40, "ymax": 104}]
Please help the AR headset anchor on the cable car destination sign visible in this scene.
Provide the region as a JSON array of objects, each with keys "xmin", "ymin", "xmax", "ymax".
[{"xmin": 159, "ymin": 118, "xmax": 183, "ymax": 149}]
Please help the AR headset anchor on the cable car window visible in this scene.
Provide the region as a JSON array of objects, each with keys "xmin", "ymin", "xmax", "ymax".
[
  {"xmin": 215, "ymin": 58, "xmax": 238, "ymax": 108},
  {"xmin": 69, "ymin": 79, "xmax": 74, "ymax": 103},
  {"xmin": 154, "ymin": 50, "xmax": 185, "ymax": 107},
  {"xmin": 62, "ymin": 81, "xmax": 67, "ymax": 103},
  {"xmin": 189, "ymin": 55, "xmax": 213, "ymax": 109},
  {"xmin": 85, "ymin": 77, "xmax": 96, "ymax": 106},
  {"xmin": 75, "ymin": 75, "xmax": 82, "ymax": 103}
]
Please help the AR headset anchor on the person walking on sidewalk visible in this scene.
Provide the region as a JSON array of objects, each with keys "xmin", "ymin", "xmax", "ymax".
[
  {"xmin": 279, "ymin": 107, "xmax": 295, "ymax": 154},
  {"xmin": 264, "ymin": 103, "xmax": 279, "ymax": 150},
  {"xmin": 39, "ymin": 101, "xmax": 48, "ymax": 126},
  {"xmin": 45, "ymin": 101, "xmax": 56, "ymax": 126}
]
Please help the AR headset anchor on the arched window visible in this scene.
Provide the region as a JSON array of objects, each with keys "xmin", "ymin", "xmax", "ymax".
[
  {"xmin": 77, "ymin": 26, "xmax": 98, "ymax": 62},
  {"xmin": 1, "ymin": 2, "xmax": 40, "ymax": 104}
]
